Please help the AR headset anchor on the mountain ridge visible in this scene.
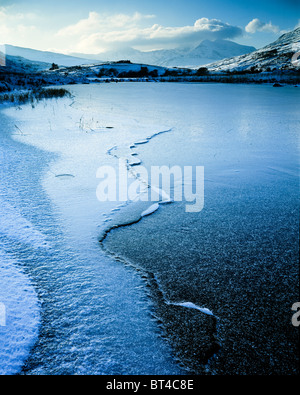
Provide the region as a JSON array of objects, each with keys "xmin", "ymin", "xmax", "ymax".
[
  {"xmin": 205, "ymin": 27, "xmax": 300, "ymax": 72},
  {"xmin": 2, "ymin": 39, "xmax": 256, "ymax": 70},
  {"xmin": 70, "ymin": 39, "xmax": 256, "ymax": 68}
]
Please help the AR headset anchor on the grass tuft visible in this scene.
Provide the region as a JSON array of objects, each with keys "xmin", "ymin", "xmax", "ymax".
[{"xmin": 0, "ymin": 87, "xmax": 71, "ymax": 104}]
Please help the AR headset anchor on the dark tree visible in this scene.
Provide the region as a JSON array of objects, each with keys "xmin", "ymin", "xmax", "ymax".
[
  {"xmin": 50, "ymin": 63, "xmax": 59, "ymax": 71},
  {"xmin": 196, "ymin": 67, "xmax": 209, "ymax": 76}
]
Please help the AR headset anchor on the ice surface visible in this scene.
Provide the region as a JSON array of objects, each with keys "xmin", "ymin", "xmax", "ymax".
[
  {"xmin": 96, "ymin": 83, "xmax": 299, "ymax": 374},
  {"xmin": 1, "ymin": 82, "xmax": 299, "ymax": 375}
]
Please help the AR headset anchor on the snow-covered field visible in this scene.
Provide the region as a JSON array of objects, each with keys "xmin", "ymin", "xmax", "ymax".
[{"xmin": 0, "ymin": 82, "xmax": 299, "ymax": 375}]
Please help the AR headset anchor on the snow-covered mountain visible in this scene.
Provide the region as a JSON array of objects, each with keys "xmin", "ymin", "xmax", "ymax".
[
  {"xmin": 71, "ymin": 40, "xmax": 256, "ymax": 68},
  {"xmin": 151, "ymin": 40, "xmax": 255, "ymax": 68},
  {"xmin": 205, "ymin": 28, "xmax": 300, "ymax": 72},
  {"xmin": 4, "ymin": 45, "xmax": 99, "ymax": 68},
  {"xmin": 3, "ymin": 39, "xmax": 255, "ymax": 71},
  {"xmin": 182, "ymin": 39, "xmax": 256, "ymax": 67}
]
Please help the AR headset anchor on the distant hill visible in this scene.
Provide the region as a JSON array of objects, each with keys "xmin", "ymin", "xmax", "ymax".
[
  {"xmin": 3, "ymin": 54, "xmax": 51, "ymax": 73},
  {"xmin": 4, "ymin": 45, "xmax": 98, "ymax": 68}
]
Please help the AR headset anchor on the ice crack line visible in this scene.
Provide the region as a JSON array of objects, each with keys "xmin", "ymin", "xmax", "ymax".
[{"xmin": 107, "ymin": 128, "xmax": 174, "ymax": 207}]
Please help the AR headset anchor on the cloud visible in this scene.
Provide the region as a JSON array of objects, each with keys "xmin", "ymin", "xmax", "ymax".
[
  {"xmin": 245, "ymin": 18, "xmax": 279, "ymax": 34},
  {"xmin": 56, "ymin": 13, "xmax": 243, "ymax": 53},
  {"xmin": 0, "ymin": 6, "xmax": 40, "ymax": 45},
  {"xmin": 56, "ymin": 11, "xmax": 156, "ymax": 37}
]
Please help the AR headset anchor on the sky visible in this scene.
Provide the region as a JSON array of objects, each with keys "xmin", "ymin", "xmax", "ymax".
[{"xmin": 0, "ymin": 0, "xmax": 299, "ymax": 54}]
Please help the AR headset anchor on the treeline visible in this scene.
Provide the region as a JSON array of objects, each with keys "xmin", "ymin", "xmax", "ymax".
[
  {"xmin": 97, "ymin": 66, "xmax": 160, "ymax": 78},
  {"xmin": 95, "ymin": 65, "xmax": 208, "ymax": 79}
]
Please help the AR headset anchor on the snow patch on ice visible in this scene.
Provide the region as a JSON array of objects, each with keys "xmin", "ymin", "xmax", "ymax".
[
  {"xmin": 141, "ymin": 203, "xmax": 160, "ymax": 218},
  {"xmin": 0, "ymin": 247, "xmax": 40, "ymax": 375},
  {"xmin": 169, "ymin": 302, "xmax": 214, "ymax": 316},
  {"xmin": 0, "ymin": 197, "xmax": 50, "ymax": 249}
]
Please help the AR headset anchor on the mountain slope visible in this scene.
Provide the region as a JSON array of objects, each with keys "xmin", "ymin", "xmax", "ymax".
[
  {"xmin": 205, "ymin": 28, "xmax": 300, "ymax": 72},
  {"xmin": 4, "ymin": 45, "xmax": 100, "ymax": 68},
  {"xmin": 3, "ymin": 54, "xmax": 51, "ymax": 72}
]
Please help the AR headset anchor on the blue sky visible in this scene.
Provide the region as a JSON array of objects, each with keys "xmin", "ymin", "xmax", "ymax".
[{"xmin": 0, "ymin": 0, "xmax": 299, "ymax": 53}]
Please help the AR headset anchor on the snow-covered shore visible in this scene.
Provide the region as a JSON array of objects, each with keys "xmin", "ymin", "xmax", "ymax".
[{"xmin": 0, "ymin": 85, "xmax": 184, "ymax": 375}]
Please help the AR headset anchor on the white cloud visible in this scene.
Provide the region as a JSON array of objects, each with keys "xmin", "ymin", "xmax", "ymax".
[
  {"xmin": 0, "ymin": 6, "xmax": 41, "ymax": 45},
  {"xmin": 56, "ymin": 13, "xmax": 243, "ymax": 53},
  {"xmin": 56, "ymin": 11, "xmax": 156, "ymax": 37},
  {"xmin": 245, "ymin": 18, "xmax": 279, "ymax": 34}
]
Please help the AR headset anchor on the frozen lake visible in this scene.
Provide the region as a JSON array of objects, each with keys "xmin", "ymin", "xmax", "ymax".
[{"xmin": 0, "ymin": 82, "xmax": 299, "ymax": 374}]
